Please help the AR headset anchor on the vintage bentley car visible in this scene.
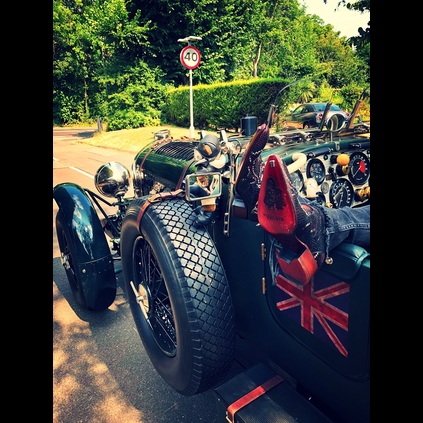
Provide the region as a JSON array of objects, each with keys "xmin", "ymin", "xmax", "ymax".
[{"xmin": 53, "ymin": 91, "xmax": 370, "ymax": 423}]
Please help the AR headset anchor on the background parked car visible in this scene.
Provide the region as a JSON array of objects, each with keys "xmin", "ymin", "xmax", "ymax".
[{"xmin": 281, "ymin": 102, "xmax": 351, "ymax": 130}]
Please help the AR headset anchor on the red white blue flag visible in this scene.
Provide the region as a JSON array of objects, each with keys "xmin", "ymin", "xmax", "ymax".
[{"xmin": 274, "ymin": 253, "xmax": 350, "ymax": 357}]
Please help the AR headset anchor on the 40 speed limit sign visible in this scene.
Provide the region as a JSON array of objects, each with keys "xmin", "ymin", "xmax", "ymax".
[{"xmin": 180, "ymin": 46, "xmax": 201, "ymax": 70}]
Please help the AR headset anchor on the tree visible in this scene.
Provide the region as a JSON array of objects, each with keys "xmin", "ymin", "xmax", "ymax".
[
  {"xmin": 322, "ymin": 1, "xmax": 370, "ymax": 81},
  {"xmin": 53, "ymin": 0, "xmax": 370, "ymax": 127},
  {"xmin": 53, "ymin": 0, "xmax": 155, "ymax": 124}
]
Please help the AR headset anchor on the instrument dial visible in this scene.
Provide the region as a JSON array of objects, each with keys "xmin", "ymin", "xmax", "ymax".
[
  {"xmin": 321, "ymin": 181, "xmax": 329, "ymax": 194},
  {"xmin": 348, "ymin": 152, "xmax": 370, "ymax": 185},
  {"xmin": 306, "ymin": 158, "xmax": 326, "ymax": 185},
  {"xmin": 329, "ymin": 178, "xmax": 354, "ymax": 208}
]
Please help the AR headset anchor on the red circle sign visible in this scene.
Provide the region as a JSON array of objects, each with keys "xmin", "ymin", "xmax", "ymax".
[{"xmin": 180, "ymin": 46, "xmax": 201, "ymax": 70}]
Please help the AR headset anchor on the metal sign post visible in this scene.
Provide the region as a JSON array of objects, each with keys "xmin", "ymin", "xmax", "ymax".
[{"xmin": 178, "ymin": 36, "xmax": 202, "ymax": 138}]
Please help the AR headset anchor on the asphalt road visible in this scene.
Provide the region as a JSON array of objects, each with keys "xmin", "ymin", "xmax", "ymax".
[{"xmin": 52, "ymin": 128, "xmax": 243, "ymax": 423}]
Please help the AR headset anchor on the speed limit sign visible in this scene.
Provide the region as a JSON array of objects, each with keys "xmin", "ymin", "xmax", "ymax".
[{"xmin": 180, "ymin": 46, "xmax": 201, "ymax": 70}]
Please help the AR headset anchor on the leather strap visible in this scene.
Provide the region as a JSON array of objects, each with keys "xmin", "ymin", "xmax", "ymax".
[
  {"xmin": 138, "ymin": 138, "xmax": 173, "ymax": 170},
  {"xmin": 136, "ymin": 189, "xmax": 185, "ymax": 227},
  {"xmin": 226, "ymin": 374, "xmax": 284, "ymax": 423},
  {"xmin": 176, "ymin": 159, "xmax": 195, "ymax": 189}
]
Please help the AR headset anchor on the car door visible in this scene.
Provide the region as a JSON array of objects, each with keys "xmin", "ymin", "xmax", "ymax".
[
  {"xmin": 282, "ymin": 105, "xmax": 307, "ymax": 129},
  {"xmin": 301, "ymin": 104, "xmax": 316, "ymax": 128}
]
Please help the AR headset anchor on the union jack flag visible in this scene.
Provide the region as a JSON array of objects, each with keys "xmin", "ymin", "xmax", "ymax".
[{"xmin": 274, "ymin": 252, "xmax": 350, "ymax": 357}]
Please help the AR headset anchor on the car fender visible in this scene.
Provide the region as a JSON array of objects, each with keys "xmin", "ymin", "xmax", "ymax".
[{"xmin": 53, "ymin": 182, "xmax": 116, "ymax": 308}]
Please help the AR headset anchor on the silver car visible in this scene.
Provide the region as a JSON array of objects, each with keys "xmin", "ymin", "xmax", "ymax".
[{"xmin": 282, "ymin": 102, "xmax": 351, "ymax": 130}]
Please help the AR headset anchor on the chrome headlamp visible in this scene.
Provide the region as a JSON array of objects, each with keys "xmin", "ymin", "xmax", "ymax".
[{"xmin": 95, "ymin": 161, "xmax": 131, "ymax": 198}]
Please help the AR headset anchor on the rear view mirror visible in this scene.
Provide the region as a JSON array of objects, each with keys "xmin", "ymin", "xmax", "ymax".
[{"xmin": 185, "ymin": 172, "xmax": 222, "ymax": 201}]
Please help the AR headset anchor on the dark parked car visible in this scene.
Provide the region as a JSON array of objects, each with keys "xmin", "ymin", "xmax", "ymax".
[
  {"xmin": 282, "ymin": 102, "xmax": 351, "ymax": 130},
  {"xmin": 53, "ymin": 88, "xmax": 370, "ymax": 423}
]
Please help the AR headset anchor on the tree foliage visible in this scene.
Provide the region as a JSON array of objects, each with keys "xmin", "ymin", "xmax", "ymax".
[
  {"xmin": 53, "ymin": 0, "xmax": 370, "ymax": 128},
  {"xmin": 323, "ymin": 0, "xmax": 370, "ymax": 61}
]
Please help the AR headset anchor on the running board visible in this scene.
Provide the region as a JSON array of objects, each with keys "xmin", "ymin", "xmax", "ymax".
[{"xmin": 214, "ymin": 362, "xmax": 333, "ymax": 423}]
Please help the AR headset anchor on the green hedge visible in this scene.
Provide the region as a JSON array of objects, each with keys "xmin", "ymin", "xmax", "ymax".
[{"xmin": 162, "ymin": 78, "xmax": 293, "ymax": 131}]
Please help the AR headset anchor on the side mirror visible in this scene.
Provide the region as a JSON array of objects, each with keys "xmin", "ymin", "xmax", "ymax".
[{"xmin": 184, "ymin": 172, "xmax": 222, "ymax": 201}]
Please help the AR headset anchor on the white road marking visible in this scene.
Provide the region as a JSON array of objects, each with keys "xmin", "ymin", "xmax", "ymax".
[
  {"xmin": 53, "ymin": 157, "xmax": 94, "ymax": 178},
  {"xmin": 70, "ymin": 166, "xmax": 94, "ymax": 178}
]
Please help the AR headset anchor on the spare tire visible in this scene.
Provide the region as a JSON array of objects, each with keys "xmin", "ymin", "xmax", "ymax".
[{"xmin": 120, "ymin": 197, "xmax": 235, "ymax": 395}]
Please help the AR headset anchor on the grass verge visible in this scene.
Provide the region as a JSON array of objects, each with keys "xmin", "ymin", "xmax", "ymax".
[{"xmin": 75, "ymin": 124, "xmax": 212, "ymax": 154}]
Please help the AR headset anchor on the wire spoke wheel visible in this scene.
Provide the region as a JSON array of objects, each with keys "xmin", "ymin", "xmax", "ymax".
[{"xmin": 133, "ymin": 237, "xmax": 176, "ymax": 356}]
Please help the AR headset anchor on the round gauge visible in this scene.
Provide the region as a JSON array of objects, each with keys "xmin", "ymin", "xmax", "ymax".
[
  {"xmin": 306, "ymin": 158, "xmax": 326, "ymax": 185},
  {"xmin": 321, "ymin": 181, "xmax": 329, "ymax": 194},
  {"xmin": 329, "ymin": 178, "xmax": 354, "ymax": 208},
  {"xmin": 290, "ymin": 170, "xmax": 304, "ymax": 192},
  {"xmin": 348, "ymin": 152, "xmax": 370, "ymax": 185}
]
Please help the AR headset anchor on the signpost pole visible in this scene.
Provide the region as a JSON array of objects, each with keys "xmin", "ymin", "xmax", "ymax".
[
  {"xmin": 189, "ymin": 68, "xmax": 194, "ymax": 138},
  {"xmin": 178, "ymin": 36, "xmax": 202, "ymax": 139}
]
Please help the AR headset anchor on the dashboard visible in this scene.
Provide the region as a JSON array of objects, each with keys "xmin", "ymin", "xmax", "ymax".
[{"xmin": 266, "ymin": 136, "xmax": 370, "ymax": 209}]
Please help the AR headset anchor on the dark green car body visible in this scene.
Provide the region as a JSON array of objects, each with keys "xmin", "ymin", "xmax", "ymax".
[{"xmin": 54, "ymin": 101, "xmax": 370, "ymax": 422}]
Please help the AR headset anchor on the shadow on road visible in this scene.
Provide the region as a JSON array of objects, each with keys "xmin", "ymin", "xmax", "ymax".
[{"xmin": 53, "ymin": 257, "xmax": 243, "ymax": 423}]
